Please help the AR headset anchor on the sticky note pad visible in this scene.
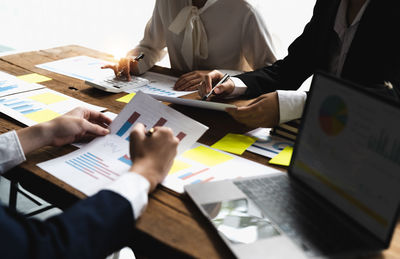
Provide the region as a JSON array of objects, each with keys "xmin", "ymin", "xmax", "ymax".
[
  {"xmin": 183, "ymin": 146, "xmax": 234, "ymax": 167},
  {"xmin": 211, "ymin": 133, "xmax": 256, "ymax": 155},
  {"xmin": 24, "ymin": 109, "xmax": 60, "ymax": 123},
  {"xmin": 17, "ymin": 73, "xmax": 52, "ymax": 83},
  {"xmin": 168, "ymin": 159, "xmax": 192, "ymax": 175},
  {"xmin": 269, "ymin": 146, "xmax": 293, "ymax": 166},
  {"xmin": 28, "ymin": 93, "xmax": 68, "ymax": 105},
  {"xmin": 116, "ymin": 93, "xmax": 136, "ymax": 103}
]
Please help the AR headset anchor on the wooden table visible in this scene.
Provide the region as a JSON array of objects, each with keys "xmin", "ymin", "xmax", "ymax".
[{"xmin": 0, "ymin": 45, "xmax": 399, "ymax": 258}]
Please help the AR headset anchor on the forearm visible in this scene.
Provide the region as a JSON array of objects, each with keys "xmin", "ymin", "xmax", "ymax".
[{"xmin": 16, "ymin": 123, "xmax": 50, "ymax": 155}]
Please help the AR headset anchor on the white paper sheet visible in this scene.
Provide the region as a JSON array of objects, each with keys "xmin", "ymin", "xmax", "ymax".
[
  {"xmin": 37, "ymin": 92, "xmax": 208, "ymax": 195},
  {"xmin": 245, "ymin": 128, "xmax": 294, "ymax": 158},
  {"xmin": 125, "ymin": 71, "xmax": 195, "ymax": 98},
  {"xmin": 0, "ymin": 88, "xmax": 106, "ymax": 126},
  {"xmin": 0, "ymin": 71, "xmax": 45, "ymax": 97}
]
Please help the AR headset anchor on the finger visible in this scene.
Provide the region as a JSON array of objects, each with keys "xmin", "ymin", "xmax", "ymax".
[
  {"xmin": 101, "ymin": 65, "xmax": 118, "ymax": 76},
  {"xmin": 88, "ymin": 111, "xmax": 113, "ymax": 127},
  {"xmin": 81, "ymin": 120, "xmax": 110, "ymax": 137},
  {"xmin": 174, "ymin": 72, "xmax": 200, "ymax": 90},
  {"xmin": 130, "ymin": 123, "xmax": 146, "ymax": 141},
  {"xmin": 213, "ymin": 81, "xmax": 232, "ymax": 95},
  {"xmin": 124, "ymin": 60, "xmax": 131, "ymax": 81}
]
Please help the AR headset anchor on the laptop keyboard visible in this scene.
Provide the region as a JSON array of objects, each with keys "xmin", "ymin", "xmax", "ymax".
[{"xmin": 234, "ymin": 175, "xmax": 371, "ymax": 256}]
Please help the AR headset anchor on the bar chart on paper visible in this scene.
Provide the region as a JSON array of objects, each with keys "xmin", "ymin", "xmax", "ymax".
[
  {"xmin": 162, "ymin": 143, "xmax": 281, "ymax": 193},
  {"xmin": 0, "ymin": 88, "xmax": 105, "ymax": 126},
  {"xmin": 0, "ymin": 71, "xmax": 44, "ymax": 97}
]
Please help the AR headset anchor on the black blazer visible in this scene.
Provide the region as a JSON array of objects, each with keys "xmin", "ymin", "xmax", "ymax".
[
  {"xmin": 236, "ymin": 0, "xmax": 400, "ymax": 99},
  {"xmin": 0, "ymin": 191, "xmax": 134, "ymax": 259}
]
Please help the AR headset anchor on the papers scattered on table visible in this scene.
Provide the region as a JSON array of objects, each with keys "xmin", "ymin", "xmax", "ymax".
[
  {"xmin": 0, "ymin": 88, "xmax": 105, "ymax": 126},
  {"xmin": 125, "ymin": 71, "xmax": 194, "ymax": 98},
  {"xmin": 164, "ymin": 143, "xmax": 281, "ymax": 193},
  {"xmin": 38, "ymin": 92, "xmax": 208, "ymax": 195},
  {"xmin": 269, "ymin": 146, "xmax": 293, "ymax": 166},
  {"xmin": 245, "ymin": 128, "xmax": 294, "ymax": 158},
  {"xmin": 0, "ymin": 71, "xmax": 45, "ymax": 97},
  {"xmin": 151, "ymin": 95, "xmax": 236, "ymax": 112},
  {"xmin": 17, "ymin": 73, "xmax": 52, "ymax": 84},
  {"xmin": 211, "ymin": 133, "xmax": 256, "ymax": 155}
]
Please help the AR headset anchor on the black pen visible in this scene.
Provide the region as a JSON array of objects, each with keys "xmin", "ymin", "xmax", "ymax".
[
  {"xmin": 117, "ymin": 53, "xmax": 145, "ymax": 77},
  {"xmin": 202, "ymin": 73, "xmax": 230, "ymax": 101}
]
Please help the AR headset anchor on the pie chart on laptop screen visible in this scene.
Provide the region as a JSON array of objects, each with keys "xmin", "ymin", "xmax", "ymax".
[{"xmin": 318, "ymin": 95, "xmax": 348, "ymax": 136}]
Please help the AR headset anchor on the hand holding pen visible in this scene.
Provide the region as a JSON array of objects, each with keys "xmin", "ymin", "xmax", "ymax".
[
  {"xmin": 197, "ymin": 70, "xmax": 235, "ymax": 99},
  {"xmin": 101, "ymin": 53, "xmax": 144, "ymax": 81}
]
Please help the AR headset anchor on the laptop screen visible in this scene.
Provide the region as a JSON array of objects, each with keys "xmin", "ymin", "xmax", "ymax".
[{"xmin": 290, "ymin": 73, "xmax": 400, "ymax": 243}]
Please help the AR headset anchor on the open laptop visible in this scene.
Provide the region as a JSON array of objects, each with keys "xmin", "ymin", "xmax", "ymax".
[{"xmin": 185, "ymin": 72, "xmax": 400, "ymax": 258}]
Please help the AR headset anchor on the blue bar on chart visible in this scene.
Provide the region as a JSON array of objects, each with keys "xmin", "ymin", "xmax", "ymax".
[
  {"xmin": 116, "ymin": 111, "xmax": 141, "ymax": 137},
  {"xmin": 0, "ymin": 84, "xmax": 18, "ymax": 92},
  {"xmin": 65, "ymin": 152, "xmax": 120, "ymax": 180},
  {"xmin": 0, "ymin": 98, "xmax": 43, "ymax": 115},
  {"xmin": 179, "ymin": 168, "xmax": 209, "ymax": 180},
  {"xmin": 118, "ymin": 154, "xmax": 133, "ymax": 166}
]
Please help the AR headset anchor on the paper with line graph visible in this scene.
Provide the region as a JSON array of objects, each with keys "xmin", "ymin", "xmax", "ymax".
[{"xmin": 37, "ymin": 92, "xmax": 208, "ymax": 195}]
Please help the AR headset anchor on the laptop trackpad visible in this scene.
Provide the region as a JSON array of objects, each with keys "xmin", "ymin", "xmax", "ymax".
[{"xmin": 202, "ymin": 198, "xmax": 280, "ymax": 244}]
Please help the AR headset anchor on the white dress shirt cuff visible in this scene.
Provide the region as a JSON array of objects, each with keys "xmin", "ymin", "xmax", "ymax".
[
  {"xmin": 277, "ymin": 90, "xmax": 307, "ymax": 123},
  {"xmin": 225, "ymin": 77, "xmax": 247, "ymax": 99},
  {"xmin": 0, "ymin": 131, "xmax": 26, "ymax": 174},
  {"xmin": 103, "ymin": 173, "xmax": 150, "ymax": 220}
]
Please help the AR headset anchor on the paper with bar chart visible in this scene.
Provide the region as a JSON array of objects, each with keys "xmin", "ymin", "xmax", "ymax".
[
  {"xmin": 37, "ymin": 91, "xmax": 208, "ymax": 195},
  {"xmin": 0, "ymin": 71, "xmax": 45, "ymax": 97},
  {"xmin": 163, "ymin": 143, "xmax": 281, "ymax": 193},
  {"xmin": 125, "ymin": 71, "xmax": 194, "ymax": 98},
  {"xmin": 0, "ymin": 88, "xmax": 106, "ymax": 126}
]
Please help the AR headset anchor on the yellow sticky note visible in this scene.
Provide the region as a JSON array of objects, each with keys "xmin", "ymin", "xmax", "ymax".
[
  {"xmin": 269, "ymin": 146, "xmax": 293, "ymax": 166},
  {"xmin": 116, "ymin": 93, "xmax": 136, "ymax": 103},
  {"xmin": 183, "ymin": 146, "xmax": 234, "ymax": 167},
  {"xmin": 24, "ymin": 109, "xmax": 60, "ymax": 123},
  {"xmin": 17, "ymin": 73, "xmax": 52, "ymax": 83},
  {"xmin": 28, "ymin": 93, "xmax": 68, "ymax": 105},
  {"xmin": 168, "ymin": 159, "xmax": 192, "ymax": 175},
  {"xmin": 211, "ymin": 133, "xmax": 256, "ymax": 155}
]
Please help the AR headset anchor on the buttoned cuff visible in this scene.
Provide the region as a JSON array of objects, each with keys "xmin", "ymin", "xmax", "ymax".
[
  {"xmin": 277, "ymin": 90, "xmax": 307, "ymax": 123},
  {"xmin": 0, "ymin": 131, "xmax": 26, "ymax": 174},
  {"xmin": 102, "ymin": 173, "xmax": 150, "ymax": 220},
  {"xmin": 225, "ymin": 77, "xmax": 248, "ymax": 99}
]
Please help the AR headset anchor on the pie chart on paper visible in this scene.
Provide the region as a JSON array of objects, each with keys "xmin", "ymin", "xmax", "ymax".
[{"xmin": 319, "ymin": 95, "xmax": 347, "ymax": 136}]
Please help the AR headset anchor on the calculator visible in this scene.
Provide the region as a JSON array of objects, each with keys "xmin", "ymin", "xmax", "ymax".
[{"xmin": 85, "ymin": 75, "xmax": 150, "ymax": 93}]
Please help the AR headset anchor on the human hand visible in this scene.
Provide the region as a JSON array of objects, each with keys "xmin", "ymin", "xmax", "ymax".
[
  {"xmin": 174, "ymin": 70, "xmax": 211, "ymax": 91},
  {"xmin": 128, "ymin": 124, "xmax": 179, "ymax": 192},
  {"xmin": 225, "ymin": 92, "xmax": 280, "ymax": 128},
  {"xmin": 101, "ymin": 57, "xmax": 138, "ymax": 81},
  {"xmin": 17, "ymin": 107, "xmax": 112, "ymax": 154},
  {"xmin": 197, "ymin": 70, "xmax": 235, "ymax": 98}
]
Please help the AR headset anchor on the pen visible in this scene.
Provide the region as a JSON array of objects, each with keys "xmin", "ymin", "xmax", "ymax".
[
  {"xmin": 202, "ymin": 73, "xmax": 230, "ymax": 101},
  {"xmin": 145, "ymin": 127, "xmax": 155, "ymax": 137},
  {"xmin": 117, "ymin": 53, "xmax": 145, "ymax": 77}
]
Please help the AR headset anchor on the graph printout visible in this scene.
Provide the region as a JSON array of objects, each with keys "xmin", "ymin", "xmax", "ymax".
[
  {"xmin": 38, "ymin": 92, "xmax": 208, "ymax": 195},
  {"xmin": 125, "ymin": 71, "xmax": 195, "ymax": 98},
  {"xmin": 0, "ymin": 88, "xmax": 106, "ymax": 126},
  {"xmin": 0, "ymin": 71, "xmax": 44, "ymax": 97}
]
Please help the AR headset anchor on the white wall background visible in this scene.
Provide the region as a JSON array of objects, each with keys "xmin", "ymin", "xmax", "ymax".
[{"xmin": 0, "ymin": 0, "xmax": 316, "ymax": 64}]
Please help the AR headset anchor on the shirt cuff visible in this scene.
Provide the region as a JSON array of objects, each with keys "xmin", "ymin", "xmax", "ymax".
[
  {"xmin": 277, "ymin": 90, "xmax": 307, "ymax": 123},
  {"xmin": 0, "ymin": 131, "xmax": 26, "ymax": 174},
  {"xmin": 225, "ymin": 77, "xmax": 248, "ymax": 99},
  {"xmin": 102, "ymin": 173, "xmax": 150, "ymax": 220}
]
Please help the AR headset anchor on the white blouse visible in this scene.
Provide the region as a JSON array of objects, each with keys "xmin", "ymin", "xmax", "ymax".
[{"xmin": 128, "ymin": 0, "xmax": 277, "ymax": 74}]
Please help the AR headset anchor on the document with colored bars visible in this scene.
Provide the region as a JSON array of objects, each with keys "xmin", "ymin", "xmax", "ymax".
[{"xmin": 37, "ymin": 92, "xmax": 208, "ymax": 195}]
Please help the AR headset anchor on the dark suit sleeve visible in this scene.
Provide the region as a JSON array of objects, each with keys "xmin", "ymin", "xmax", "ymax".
[
  {"xmin": 236, "ymin": 0, "xmax": 331, "ymax": 98},
  {"xmin": 0, "ymin": 190, "xmax": 134, "ymax": 259}
]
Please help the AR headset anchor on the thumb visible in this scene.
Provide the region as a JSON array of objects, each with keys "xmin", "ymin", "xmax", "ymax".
[{"xmin": 214, "ymin": 82, "xmax": 231, "ymax": 94}]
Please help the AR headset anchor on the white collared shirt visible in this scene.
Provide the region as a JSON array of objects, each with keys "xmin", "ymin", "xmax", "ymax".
[
  {"xmin": 231, "ymin": 0, "xmax": 370, "ymax": 123},
  {"xmin": 0, "ymin": 130, "xmax": 149, "ymax": 220},
  {"xmin": 128, "ymin": 0, "xmax": 277, "ymax": 73}
]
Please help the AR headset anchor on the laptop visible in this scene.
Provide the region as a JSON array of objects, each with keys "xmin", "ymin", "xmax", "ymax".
[{"xmin": 185, "ymin": 72, "xmax": 400, "ymax": 258}]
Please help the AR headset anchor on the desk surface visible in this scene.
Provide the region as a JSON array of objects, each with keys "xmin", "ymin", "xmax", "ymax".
[{"xmin": 0, "ymin": 45, "xmax": 399, "ymax": 258}]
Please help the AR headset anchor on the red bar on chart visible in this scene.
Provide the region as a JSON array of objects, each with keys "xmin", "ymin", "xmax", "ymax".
[
  {"xmin": 176, "ymin": 132, "xmax": 186, "ymax": 141},
  {"xmin": 153, "ymin": 117, "xmax": 167, "ymax": 127},
  {"xmin": 128, "ymin": 112, "xmax": 141, "ymax": 123}
]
